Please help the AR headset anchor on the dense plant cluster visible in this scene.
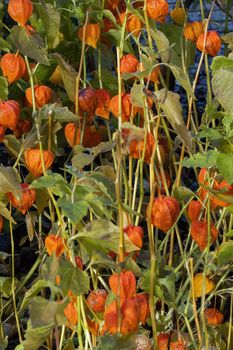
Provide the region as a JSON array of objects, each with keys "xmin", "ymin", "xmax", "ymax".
[{"xmin": 0, "ymin": 0, "xmax": 233, "ymax": 349}]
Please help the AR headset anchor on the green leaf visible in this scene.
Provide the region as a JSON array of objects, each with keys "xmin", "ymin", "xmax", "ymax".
[
  {"xmin": 20, "ymin": 280, "xmax": 55, "ymax": 312},
  {"xmin": 77, "ymin": 219, "xmax": 138, "ymax": 255},
  {"xmin": 35, "ymin": 188, "xmax": 50, "ymax": 214},
  {"xmin": 150, "ymin": 29, "xmax": 170, "ymax": 63},
  {"xmin": 38, "ymin": 103, "xmax": 79, "ymax": 123},
  {"xmin": 57, "ymin": 258, "xmax": 90, "ymax": 295},
  {"xmin": 35, "ymin": 3, "xmax": 61, "ymax": 49},
  {"xmin": 57, "ymin": 199, "xmax": 88, "ymax": 223},
  {"xmin": 91, "ymin": 69, "xmax": 118, "ymax": 95},
  {"xmin": 29, "ymin": 297, "xmax": 66, "ymax": 327},
  {"xmin": 33, "ymin": 62, "xmax": 57, "ymax": 84},
  {"xmin": 30, "ymin": 173, "xmax": 65, "ymax": 189},
  {"xmin": 182, "ymin": 150, "xmax": 219, "ymax": 168},
  {"xmin": 155, "ymin": 89, "xmax": 192, "ymax": 150},
  {"xmin": 169, "ymin": 64, "xmax": 195, "ymax": 99},
  {"xmin": 0, "ymin": 77, "xmax": 8, "ymax": 100},
  {"xmin": 217, "ymin": 241, "xmax": 233, "ymax": 266},
  {"xmin": 15, "ymin": 321, "xmax": 54, "ymax": 350},
  {"xmin": 96, "ymin": 334, "xmax": 136, "ymax": 350},
  {"xmin": 0, "ymin": 166, "xmax": 21, "ymax": 199},
  {"xmin": 173, "ymin": 186, "xmax": 196, "ymax": 201},
  {"xmin": 52, "ymin": 53, "xmax": 77, "ymax": 101},
  {"xmin": 217, "ymin": 153, "xmax": 233, "ymax": 184},
  {"xmin": 0, "ymin": 37, "xmax": 12, "ymax": 52},
  {"xmin": 10, "ymin": 26, "xmax": 49, "ymax": 65},
  {"xmin": 130, "ymin": 81, "xmax": 145, "ymax": 108},
  {"xmin": 211, "ymin": 56, "xmax": 233, "ymax": 72},
  {"xmin": 0, "ymin": 201, "xmax": 16, "ymax": 224},
  {"xmin": 3, "ymin": 135, "xmax": 22, "ymax": 160},
  {"xmin": 103, "ymin": 29, "xmax": 133, "ymax": 54},
  {"xmin": 0, "ymin": 277, "xmax": 12, "ymax": 298},
  {"xmin": 212, "ymin": 67, "xmax": 233, "ymax": 113}
]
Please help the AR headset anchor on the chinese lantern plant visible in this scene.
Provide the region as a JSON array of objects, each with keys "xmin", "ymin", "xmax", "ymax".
[{"xmin": 0, "ymin": 0, "xmax": 233, "ymax": 349}]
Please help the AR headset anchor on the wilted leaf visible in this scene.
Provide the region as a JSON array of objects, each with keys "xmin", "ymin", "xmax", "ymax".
[
  {"xmin": 3, "ymin": 135, "xmax": 22, "ymax": 160},
  {"xmin": 173, "ymin": 186, "xmax": 196, "ymax": 201},
  {"xmin": 10, "ymin": 26, "xmax": 49, "ymax": 65},
  {"xmin": 29, "ymin": 297, "xmax": 66, "ymax": 327},
  {"xmin": 0, "ymin": 167, "xmax": 21, "ymax": 199},
  {"xmin": 150, "ymin": 29, "xmax": 170, "ymax": 63},
  {"xmin": 15, "ymin": 321, "xmax": 54, "ymax": 350},
  {"xmin": 20, "ymin": 280, "xmax": 53, "ymax": 312},
  {"xmin": 95, "ymin": 334, "xmax": 136, "ymax": 350},
  {"xmin": 130, "ymin": 81, "xmax": 145, "ymax": 108},
  {"xmin": 38, "ymin": 103, "xmax": 79, "ymax": 123},
  {"xmin": 169, "ymin": 64, "xmax": 195, "ymax": 99},
  {"xmin": 0, "ymin": 201, "xmax": 16, "ymax": 224},
  {"xmin": 155, "ymin": 89, "xmax": 192, "ymax": 150},
  {"xmin": 212, "ymin": 67, "xmax": 233, "ymax": 113}
]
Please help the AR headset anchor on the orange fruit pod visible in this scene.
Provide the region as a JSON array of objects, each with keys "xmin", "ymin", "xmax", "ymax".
[
  {"xmin": 95, "ymin": 88, "xmax": 111, "ymax": 119},
  {"xmin": 146, "ymin": 0, "xmax": 169, "ymax": 23},
  {"xmin": 75, "ymin": 256, "xmax": 83, "ymax": 270},
  {"xmin": 85, "ymin": 126, "xmax": 102, "ymax": 148},
  {"xmin": 190, "ymin": 220, "xmax": 218, "ymax": 251},
  {"xmin": 0, "ymin": 53, "xmax": 26, "ymax": 85},
  {"xmin": 64, "ymin": 123, "xmax": 90, "ymax": 148},
  {"xmin": 103, "ymin": 298, "xmax": 139, "ymax": 335},
  {"xmin": 14, "ymin": 119, "xmax": 31, "ymax": 138},
  {"xmin": 106, "ymin": 0, "xmax": 121, "ymax": 10},
  {"xmin": 183, "ymin": 21, "xmax": 204, "ymax": 41},
  {"xmin": 64, "ymin": 301, "xmax": 78, "ymax": 328},
  {"xmin": 87, "ymin": 317, "xmax": 99, "ymax": 336},
  {"xmin": 120, "ymin": 53, "xmax": 139, "ymax": 75},
  {"xmin": 87, "ymin": 289, "xmax": 108, "ymax": 313},
  {"xmin": 204, "ymin": 308, "xmax": 224, "ymax": 325},
  {"xmin": 170, "ymin": 8, "xmax": 186, "ymax": 26},
  {"xmin": 24, "ymin": 148, "xmax": 54, "ymax": 178},
  {"xmin": 187, "ymin": 200, "xmax": 203, "ymax": 222},
  {"xmin": 123, "ymin": 225, "xmax": 144, "ymax": 249},
  {"xmin": 138, "ymin": 62, "xmax": 160, "ymax": 83},
  {"xmin": 129, "ymin": 131, "xmax": 155, "ymax": 164},
  {"xmin": 7, "ymin": 183, "xmax": 36, "ymax": 215},
  {"xmin": 170, "ymin": 339, "xmax": 187, "ymax": 350},
  {"xmin": 0, "ymin": 100, "xmax": 20, "ymax": 131},
  {"xmin": 157, "ymin": 332, "xmax": 170, "ymax": 350},
  {"xmin": 26, "ymin": 85, "xmax": 53, "ymax": 108},
  {"xmin": 77, "ymin": 23, "xmax": 100, "ymax": 49},
  {"xmin": 196, "ymin": 31, "xmax": 222, "ymax": 57},
  {"xmin": 212, "ymin": 180, "xmax": 233, "ymax": 207},
  {"xmin": 193, "ymin": 273, "xmax": 215, "ymax": 298},
  {"xmin": 151, "ymin": 196, "xmax": 180, "ymax": 232},
  {"xmin": 118, "ymin": 12, "xmax": 143, "ymax": 38},
  {"xmin": 133, "ymin": 294, "xmax": 149, "ymax": 324},
  {"xmin": 8, "ymin": 0, "xmax": 33, "ymax": 27},
  {"xmin": 0, "ymin": 215, "xmax": 3, "ymax": 233},
  {"xmin": 78, "ymin": 88, "xmax": 98, "ymax": 118},
  {"xmin": 0, "ymin": 126, "xmax": 6, "ymax": 142},
  {"xmin": 45, "ymin": 234, "xmax": 65, "ymax": 257},
  {"xmin": 110, "ymin": 93, "xmax": 136, "ymax": 122},
  {"xmin": 109, "ymin": 270, "xmax": 136, "ymax": 299}
]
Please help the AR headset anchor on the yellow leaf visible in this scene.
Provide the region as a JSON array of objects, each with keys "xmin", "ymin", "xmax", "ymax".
[
  {"xmin": 193, "ymin": 273, "xmax": 215, "ymax": 298},
  {"xmin": 77, "ymin": 23, "xmax": 100, "ymax": 49}
]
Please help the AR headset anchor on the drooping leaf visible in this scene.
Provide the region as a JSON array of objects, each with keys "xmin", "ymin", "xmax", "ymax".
[
  {"xmin": 155, "ymin": 89, "xmax": 192, "ymax": 150},
  {"xmin": 212, "ymin": 67, "xmax": 233, "ymax": 113},
  {"xmin": 35, "ymin": 3, "xmax": 61, "ymax": 49},
  {"xmin": 0, "ymin": 201, "xmax": 16, "ymax": 224},
  {"xmin": 173, "ymin": 186, "xmax": 196, "ymax": 201},
  {"xmin": 10, "ymin": 26, "xmax": 49, "ymax": 65},
  {"xmin": 52, "ymin": 53, "xmax": 77, "ymax": 101},
  {"xmin": 0, "ymin": 166, "xmax": 21, "ymax": 199},
  {"xmin": 3, "ymin": 135, "xmax": 22, "ymax": 160},
  {"xmin": 30, "ymin": 173, "xmax": 65, "ymax": 189},
  {"xmin": 0, "ymin": 277, "xmax": 12, "ymax": 298},
  {"xmin": 20, "ymin": 280, "xmax": 54, "ymax": 312},
  {"xmin": 15, "ymin": 321, "xmax": 54, "ymax": 350},
  {"xmin": 150, "ymin": 29, "xmax": 170, "ymax": 63},
  {"xmin": 211, "ymin": 56, "xmax": 233, "ymax": 73},
  {"xmin": 169, "ymin": 64, "xmax": 195, "ymax": 99},
  {"xmin": 38, "ymin": 103, "xmax": 79, "ymax": 123}
]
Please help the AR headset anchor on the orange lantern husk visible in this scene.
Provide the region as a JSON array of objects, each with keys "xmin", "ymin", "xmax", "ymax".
[
  {"xmin": 187, "ymin": 200, "xmax": 202, "ymax": 222},
  {"xmin": 77, "ymin": 24, "xmax": 100, "ymax": 48},
  {"xmin": 78, "ymin": 88, "xmax": 98, "ymax": 120},
  {"xmin": 14, "ymin": 119, "xmax": 31, "ymax": 138},
  {"xmin": 190, "ymin": 220, "xmax": 218, "ymax": 251},
  {"xmin": 196, "ymin": 31, "xmax": 222, "ymax": 57},
  {"xmin": 24, "ymin": 148, "xmax": 54, "ymax": 177},
  {"xmin": 95, "ymin": 89, "xmax": 111, "ymax": 119},
  {"xmin": 183, "ymin": 21, "xmax": 204, "ymax": 41},
  {"xmin": 110, "ymin": 94, "xmax": 136, "ymax": 122},
  {"xmin": 151, "ymin": 196, "xmax": 180, "ymax": 232},
  {"xmin": 87, "ymin": 289, "xmax": 107, "ymax": 313},
  {"xmin": 45, "ymin": 234, "xmax": 65, "ymax": 257},
  {"xmin": 123, "ymin": 225, "xmax": 144, "ymax": 249},
  {"xmin": 120, "ymin": 53, "xmax": 139, "ymax": 75},
  {"xmin": 204, "ymin": 308, "xmax": 224, "ymax": 325},
  {"xmin": 109, "ymin": 270, "xmax": 136, "ymax": 299},
  {"xmin": 0, "ymin": 100, "xmax": 20, "ymax": 131},
  {"xmin": 133, "ymin": 294, "xmax": 149, "ymax": 324},
  {"xmin": 26, "ymin": 85, "xmax": 53, "ymax": 108},
  {"xmin": 147, "ymin": 0, "xmax": 169, "ymax": 23},
  {"xmin": 7, "ymin": 183, "xmax": 36, "ymax": 215},
  {"xmin": 0, "ymin": 53, "xmax": 26, "ymax": 85},
  {"xmin": 65, "ymin": 123, "xmax": 91, "ymax": 148},
  {"xmin": 0, "ymin": 215, "xmax": 3, "ymax": 233},
  {"xmin": 64, "ymin": 301, "xmax": 78, "ymax": 328},
  {"xmin": 0, "ymin": 126, "xmax": 6, "ymax": 142},
  {"xmin": 8, "ymin": 0, "xmax": 33, "ymax": 26}
]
